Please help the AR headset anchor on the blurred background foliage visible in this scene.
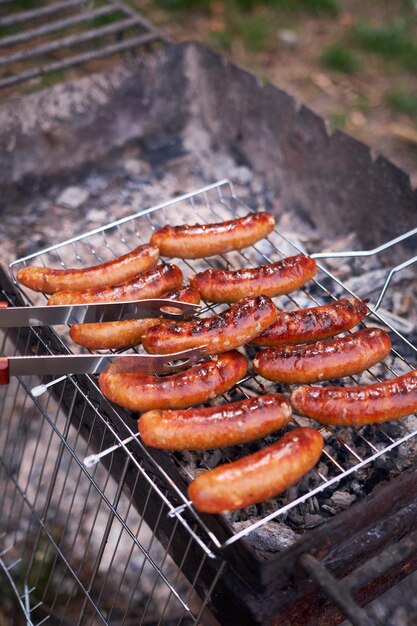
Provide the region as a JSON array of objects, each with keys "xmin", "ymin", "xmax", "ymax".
[{"xmin": 140, "ymin": 0, "xmax": 417, "ymax": 184}]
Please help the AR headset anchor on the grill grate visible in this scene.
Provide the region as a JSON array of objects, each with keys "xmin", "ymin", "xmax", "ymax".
[
  {"xmin": 0, "ymin": 0, "xmax": 168, "ymax": 92},
  {"xmin": 8, "ymin": 179, "xmax": 417, "ymax": 554},
  {"xmin": 0, "ymin": 298, "xmax": 224, "ymax": 624}
]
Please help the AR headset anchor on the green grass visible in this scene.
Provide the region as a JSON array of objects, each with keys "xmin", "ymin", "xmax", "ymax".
[
  {"xmin": 329, "ymin": 110, "xmax": 348, "ymax": 130},
  {"xmin": 320, "ymin": 42, "xmax": 358, "ymax": 73},
  {"xmin": 20, "ymin": 70, "xmax": 66, "ymax": 95},
  {"xmin": 154, "ymin": 0, "xmax": 339, "ymax": 14},
  {"xmin": 93, "ymin": 10, "xmax": 124, "ymax": 28},
  {"xmin": 387, "ymin": 88, "xmax": 417, "ymax": 118},
  {"xmin": 208, "ymin": 29, "xmax": 233, "ymax": 50},
  {"xmin": 238, "ymin": 14, "xmax": 271, "ymax": 52},
  {"xmin": 353, "ymin": 19, "xmax": 417, "ymax": 73}
]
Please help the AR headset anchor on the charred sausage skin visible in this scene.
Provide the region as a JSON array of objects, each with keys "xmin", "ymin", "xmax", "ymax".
[
  {"xmin": 188, "ymin": 427, "xmax": 324, "ymax": 513},
  {"xmin": 189, "ymin": 255, "xmax": 317, "ymax": 303},
  {"xmin": 99, "ymin": 350, "xmax": 248, "ymax": 412},
  {"xmin": 142, "ymin": 295, "xmax": 278, "ymax": 355},
  {"xmin": 139, "ymin": 393, "xmax": 292, "ymax": 450},
  {"xmin": 253, "ymin": 328, "xmax": 392, "ymax": 385},
  {"xmin": 150, "ymin": 212, "xmax": 275, "ymax": 259},
  {"xmin": 251, "ymin": 297, "xmax": 368, "ymax": 346},
  {"xmin": 17, "ymin": 244, "xmax": 159, "ymax": 294},
  {"xmin": 47, "ymin": 264, "xmax": 183, "ymax": 306},
  {"xmin": 69, "ymin": 286, "xmax": 201, "ymax": 350},
  {"xmin": 291, "ymin": 370, "xmax": 417, "ymax": 426}
]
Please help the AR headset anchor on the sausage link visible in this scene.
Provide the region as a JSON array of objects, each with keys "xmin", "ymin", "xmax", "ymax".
[
  {"xmin": 69, "ymin": 286, "xmax": 201, "ymax": 350},
  {"xmin": 189, "ymin": 255, "xmax": 317, "ymax": 303},
  {"xmin": 99, "ymin": 350, "xmax": 248, "ymax": 412},
  {"xmin": 250, "ymin": 297, "xmax": 368, "ymax": 346},
  {"xmin": 188, "ymin": 427, "xmax": 323, "ymax": 513},
  {"xmin": 139, "ymin": 393, "xmax": 292, "ymax": 450},
  {"xmin": 253, "ymin": 328, "xmax": 391, "ymax": 385},
  {"xmin": 150, "ymin": 212, "xmax": 275, "ymax": 259},
  {"xmin": 47, "ymin": 264, "xmax": 183, "ymax": 306},
  {"xmin": 17, "ymin": 244, "xmax": 159, "ymax": 294},
  {"xmin": 142, "ymin": 295, "xmax": 278, "ymax": 355},
  {"xmin": 290, "ymin": 370, "xmax": 417, "ymax": 426}
]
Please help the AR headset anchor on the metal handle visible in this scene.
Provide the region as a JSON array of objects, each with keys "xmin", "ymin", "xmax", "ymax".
[
  {"xmin": 311, "ymin": 227, "xmax": 417, "ymax": 313},
  {"xmin": 0, "ymin": 357, "xmax": 9, "ymax": 385}
]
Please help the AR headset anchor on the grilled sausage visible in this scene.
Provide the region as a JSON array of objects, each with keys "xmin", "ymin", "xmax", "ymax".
[
  {"xmin": 142, "ymin": 295, "xmax": 278, "ymax": 355},
  {"xmin": 291, "ymin": 370, "xmax": 417, "ymax": 426},
  {"xmin": 150, "ymin": 212, "xmax": 275, "ymax": 259},
  {"xmin": 16, "ymin": 244, "xmax": 159, "ymax": 294},
  {"xmin": 139, "ymin": 393, "xmax": 292, "ymax": 450},
  {"xmin": 188, "ymin": 427, "xmax": 323, "ymax": 513},
  {"xmin": 253, "ymin": 328, "xmax": 391, "ymax": 385},
  {"xmin": 69, "ymin": 286, "xmax": 201, "ymax": 350},
  {"xmin": 99, "ymin": 350, "xmax": 248, "ymax": 412},
  {"xmin": 250, "ymin": 297, "xmax": 368, "ymax": 347},
  {"xmin": 189, "ymin": 255, "xmax": 317, "ymax": 303},
  {"xmin": 47, "ymin": 264, "xmax": 183, "ymax": 306}
]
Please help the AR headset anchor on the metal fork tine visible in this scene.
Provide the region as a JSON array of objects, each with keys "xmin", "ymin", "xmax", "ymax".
[{"xmin": 107, "ymin": 346, "xmax": 209, "ymax": 375}]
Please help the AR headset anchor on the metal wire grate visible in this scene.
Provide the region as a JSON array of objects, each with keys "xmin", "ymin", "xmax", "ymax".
[
  {"xmin": 8, "ymin": 179, "xmax": 417, "ymax": 556},
  {"xmin": 0, "ymin": 0, "xmax": 168, "ymax": 91},
  {"xmin": 0, "ymin": 294, "xmax": 224, "ymax": 624}
]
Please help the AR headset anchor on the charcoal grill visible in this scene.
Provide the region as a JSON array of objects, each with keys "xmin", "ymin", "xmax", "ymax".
[{"xmin": 1, "ymin": 41, "xmax": 417, "ymax": 626}]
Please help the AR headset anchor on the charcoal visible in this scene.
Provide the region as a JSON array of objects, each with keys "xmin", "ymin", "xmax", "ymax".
[
  {"xmin": 233, "ymin": 520, "xmax": 299, "ymax": 552},
  {"xmin": 330, "ymin": 491, "xmax": 357, "ymax": 510}
]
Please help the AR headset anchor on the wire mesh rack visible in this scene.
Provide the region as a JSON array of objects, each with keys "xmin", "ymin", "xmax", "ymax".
[
  {"xmin": 0, "ymin": 0, "xmax": 168, "ymax": 92},
  {"xmin": 0, "ymin": 294, "xmax": 224, "ymax": 625},
  {"xmin": 2, "ymin": 179, "xmax": 417, "ymax": 623}
]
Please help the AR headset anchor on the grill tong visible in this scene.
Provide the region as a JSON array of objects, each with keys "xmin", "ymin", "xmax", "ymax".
[{"xmin": 0, "ymin": 298, "xmax": 205, "ymax": 385}]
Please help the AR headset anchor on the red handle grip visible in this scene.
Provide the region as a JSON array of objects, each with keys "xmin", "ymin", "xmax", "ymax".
[{"xmin": 0, "ymin": 357, "xmax": 9, "ymax": 385}]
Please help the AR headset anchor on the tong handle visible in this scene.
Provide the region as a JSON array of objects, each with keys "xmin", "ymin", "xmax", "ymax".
[
  {"xmin": 0, "ymin": 304, "xmax": 10, "ymax": 383},
  {"xmin": 311, "ymin": 227, "xmax": 417, "ymax": 313},
  {"xmin": 0, "ymin": 358, "xmax": 9, "ymax": 385}
]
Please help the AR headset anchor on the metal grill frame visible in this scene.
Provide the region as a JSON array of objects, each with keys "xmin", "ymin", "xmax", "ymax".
[
  {"xmin": 7, "ymin": 178, "xmax": 417, "ymax": 556},
  {"xmin": 0, "ymin": 275, "xmax": 225, "ymax": 625},
  {"xmin": 0, "ymin": 0, "xmax": 168, "ymax": 91}
]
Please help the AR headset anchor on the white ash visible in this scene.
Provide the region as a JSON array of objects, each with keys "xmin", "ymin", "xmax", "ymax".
[
  {"xmin": 232, "ymin": 520, "xmax": 299, "ymax": 552},
  {"xmin": 57, "ymin": 185, "xmax": 90, "ymax": 209}
]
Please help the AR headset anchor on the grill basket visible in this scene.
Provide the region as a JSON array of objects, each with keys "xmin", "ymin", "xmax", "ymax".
[{"xmin": 2, "ymin": 179, "xmax": 417, "ymax": 625}]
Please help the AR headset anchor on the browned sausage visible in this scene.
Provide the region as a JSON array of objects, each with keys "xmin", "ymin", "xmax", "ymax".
[
  {"xmin": 290, "ymin": 370, "xmax": 417, "ymax": 426},
  {"xmin": 189, "ymin": 255, "xmax": 317, "ymax": 303},
  {"xmin": 150, "ymin": 212, "xmax": 275, "ymax": 259},
  {"xmin": 250, "ymin": 297, "xmax": 368, "ymax": 346},
  {"xmin": 253, "ymin": 328, "xmax": 391, "ymax": 385},
  {"xmin": 188, "ymin": 427, "xmax": 323, "ymax": 513},
  {"xmin": 47, "ymin": 264, "xmax": 183, "ymax": 306},
  {"xmin": 16, "ymin": 244, "xmax": 159, "ymax": 294},
  {"xmin": 98, "ymin": 350, "xmax": 248, "ymax": 412},
  {"xmin": 139, "ymin": 393, "xmax": 292, "ymax": 450},
  {"xmin": 69, "ymin": 286, "xmax": 201, "ymax": 350},
  {"xmin": 142, "ymin": 295, "xmax": 278, "ymax": 355}
]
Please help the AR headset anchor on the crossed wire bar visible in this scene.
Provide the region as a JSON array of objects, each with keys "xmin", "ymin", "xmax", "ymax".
[
  {"xmin": 8, "ymin": 178, "xmax": 417, "ymax": 553},
  {"xmin": 0, "ymin": 306, "xmax": 224, "ymax": 624}
]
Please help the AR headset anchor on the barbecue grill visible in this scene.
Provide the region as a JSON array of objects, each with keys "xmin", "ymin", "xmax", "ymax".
[{"xmin": 1, "ymin": 38, "xmax": 417, "ymax": 626}]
